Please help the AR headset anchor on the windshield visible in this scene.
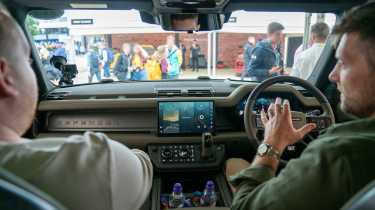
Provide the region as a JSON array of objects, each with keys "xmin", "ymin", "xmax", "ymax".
[{"xmin": 26, "ymin": 10, "xmax": 336, "ymax": 86}]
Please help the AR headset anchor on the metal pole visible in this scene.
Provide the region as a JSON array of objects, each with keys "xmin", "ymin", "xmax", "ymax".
[
  {"xmin": 302, "ymin": 13, "xmax": 312, "ymax": 50},
  {"xmin": 207, "ymin": 32, "xmax": 212, "ymax": 76},
  {"xmin": 212, "ymin": 31, "xmax": 217, "ymax": 77}
]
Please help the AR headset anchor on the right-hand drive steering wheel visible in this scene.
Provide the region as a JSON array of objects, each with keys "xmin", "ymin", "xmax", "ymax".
[{"xmin": 244, "ymin": 76, "xmax": 335, "ymax": 147}]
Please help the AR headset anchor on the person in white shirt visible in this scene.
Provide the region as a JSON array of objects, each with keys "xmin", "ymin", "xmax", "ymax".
[
  {"xmin": 292, "ymin": 22, "xmax": 330, "ymax": 80},
  {"xmin": 0, "ymin": 7, "xmax": 152, "ymax": 210}
]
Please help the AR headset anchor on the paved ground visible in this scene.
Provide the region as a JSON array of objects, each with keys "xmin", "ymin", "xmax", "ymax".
[{"xmin": 71, "ymin": 55, "xmax": 241, "ymax": 84}]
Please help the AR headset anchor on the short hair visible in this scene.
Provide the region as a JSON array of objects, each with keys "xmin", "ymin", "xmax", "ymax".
[
  {"xmin": 0, "ymin": 4, "xmax": 26, "ymax": 67},
  {"xmin": 333, "ymin": 2, "xmax": 375, "ymax": 70},
  {"xmin": 267, "ymin": 22, "xmax": 285, "ymax": 34},
  {"xmin": 311, "ymin": 22, "xmax": 330, "ymax": 40}
]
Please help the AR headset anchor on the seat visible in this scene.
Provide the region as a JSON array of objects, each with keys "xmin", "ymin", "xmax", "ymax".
[
  {"xmin": 0, "ymin": 167, "xmax": 66, "ymax": 210},
  {"xmin": 341, "ymin": 179, "xmax": 375, "ymax": 210}
]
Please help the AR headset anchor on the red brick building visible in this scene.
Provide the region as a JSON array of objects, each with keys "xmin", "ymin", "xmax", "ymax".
[{"xmin": 110, "ymin": 32, "xmax": 282, "ymax": 69}]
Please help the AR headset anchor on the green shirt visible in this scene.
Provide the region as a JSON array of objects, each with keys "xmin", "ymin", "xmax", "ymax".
[{"xmin": 230, "ymin": 117, "xmax": 375, "ymax": 210}]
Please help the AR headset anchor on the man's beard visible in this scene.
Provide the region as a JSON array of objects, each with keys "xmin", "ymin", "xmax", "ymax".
[{"xmin": 341, "ymin": 94, "xmax": 375, "ymax": 118}]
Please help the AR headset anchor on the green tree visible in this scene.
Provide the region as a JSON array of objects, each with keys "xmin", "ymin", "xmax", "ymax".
[{"xmin": 26, "ymin": 16, "xmax": 40, "ymax": 36}]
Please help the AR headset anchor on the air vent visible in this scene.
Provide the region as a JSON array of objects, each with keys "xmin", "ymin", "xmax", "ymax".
[
  {"xmin": 157, "ymin": 89, "xmax": 182, "ymax": 97},
  {"xmin": 187, "ymin": 89, "xmax": 213, "ymax": 97},
  {"xmin": 46, "ymin": 91, "xmax": 72, "ymax": 100}
]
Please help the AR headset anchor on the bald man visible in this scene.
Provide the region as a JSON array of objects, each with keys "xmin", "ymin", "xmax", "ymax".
[{"xmin": 0, "ymin": 8, "xmax": 152, "ymax": 210}]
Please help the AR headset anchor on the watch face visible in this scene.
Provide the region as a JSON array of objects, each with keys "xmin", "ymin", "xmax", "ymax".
[{"xmin": 258, "ymin": 144, "xmax": 268, "ymax": 155}]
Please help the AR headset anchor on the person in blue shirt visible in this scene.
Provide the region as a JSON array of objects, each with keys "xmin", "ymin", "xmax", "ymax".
[
  {"xmin": 246, "ymin": 22, "xmax": 285, "ymax": 82},
  {"xmin": 165, "ymin": 35, "xmax": 182, "ymax": 79},
  {"xmin": 241, "ymin": 36, "xmax": 256, "ymax": 79},
  {"xmin": 113, "ymin": 43, "xmax": 131, "ymax": 81},
  {"xmin": 53, "ymin": 42, "xmax": 67, "ymax": 59},
  {"xmin": 99, "ymin": 42, "xmax": 113, "ymax": 78},
  {"xmin": 85, "ymin": 45, "xmax": 101, "ymax": 83}
]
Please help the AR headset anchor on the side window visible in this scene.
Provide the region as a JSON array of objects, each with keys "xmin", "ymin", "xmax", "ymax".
[{"xmin": 217, "ymin": 12, "xmax": 336, "ymax": 82}]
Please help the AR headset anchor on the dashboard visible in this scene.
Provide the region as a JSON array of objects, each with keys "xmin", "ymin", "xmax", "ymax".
[{"xmin": 37, "ymin": 80, "xmax": 323, "ymax": 147}]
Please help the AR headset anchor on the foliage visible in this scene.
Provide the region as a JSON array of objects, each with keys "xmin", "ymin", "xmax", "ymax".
[{"xmin": 26, "ymin": 16, "xmax": 40, "ymax": 36}]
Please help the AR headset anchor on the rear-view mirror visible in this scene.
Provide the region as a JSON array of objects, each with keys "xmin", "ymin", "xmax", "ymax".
[
  {"xmin": 29, "ymin": 10, "xmax": 64, "ymax": 20},
  {"xmin": 160, "ymin": 13, "xmax": 226, "ymax": 31}
]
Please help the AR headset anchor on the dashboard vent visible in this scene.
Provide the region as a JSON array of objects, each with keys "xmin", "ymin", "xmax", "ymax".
[
  {"xmin": 187, "ymin": 89, "xmax": 213, "ymax": 97},
  {"xmin": 46, "ymin": 91, "xmax": 72, "ymax": 100},
  {"xmin": 157, "ymin": 89, "xmax": 182, "ymax": 97}
]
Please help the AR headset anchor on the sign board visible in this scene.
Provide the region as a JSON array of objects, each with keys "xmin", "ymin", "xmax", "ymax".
[
  {"xmin": 228, "ymin": 17, "xmax": 237, "ymax": 23},
  {"xmin": 71, "ymin": 19, "xmax": 94, "ymax": 25}
]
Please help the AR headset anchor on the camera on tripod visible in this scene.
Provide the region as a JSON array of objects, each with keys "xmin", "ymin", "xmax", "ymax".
[{"xmin": 50, "ymin": 55, "xmax": 78, "ymax": 86}]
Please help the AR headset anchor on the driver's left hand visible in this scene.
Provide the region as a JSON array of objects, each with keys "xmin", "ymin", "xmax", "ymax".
[{"xmin": 260, "ymin": 97, "xmax": 316, "ymax": 152}]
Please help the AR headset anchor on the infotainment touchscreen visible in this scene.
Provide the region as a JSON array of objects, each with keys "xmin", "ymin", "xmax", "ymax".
[{"xmin": 158, "ymin": 101, "xmax": 214, "ymax": 135}]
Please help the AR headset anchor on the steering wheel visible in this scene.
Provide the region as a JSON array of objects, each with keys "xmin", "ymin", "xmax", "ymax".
[{"xmin": 244, "ymin": 76, "xmax": 335, "ymax": 147}]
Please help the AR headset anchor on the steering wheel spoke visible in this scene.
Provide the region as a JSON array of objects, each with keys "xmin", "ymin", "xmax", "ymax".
[{"xmin": 306, "ymin": 115, "xmax": 332, "ymax": 131}]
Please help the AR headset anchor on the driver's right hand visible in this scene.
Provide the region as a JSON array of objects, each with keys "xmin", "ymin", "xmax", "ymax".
[{"xmin": 260, "ymin": 97, "xmax": 316, "ymax": 152}]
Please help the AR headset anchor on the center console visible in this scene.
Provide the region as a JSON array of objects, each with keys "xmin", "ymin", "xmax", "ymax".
[
  {"xmin": 147, "ymin": 100, "xmax": 231, "ymax": 209},
  {"xmin": 147, "ymin": 135, "xmax": 231, "ymax": 209}
]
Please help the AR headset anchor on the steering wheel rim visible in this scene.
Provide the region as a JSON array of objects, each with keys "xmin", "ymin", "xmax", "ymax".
[{"xmin": 244, "ymin": 76, "xmax": 335, "ymax": 146}]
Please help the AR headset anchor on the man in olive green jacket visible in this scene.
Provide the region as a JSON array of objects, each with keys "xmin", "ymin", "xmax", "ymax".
[{"xmin": 228, "ymin": 3, "xmax": 375, "ymax": 210}]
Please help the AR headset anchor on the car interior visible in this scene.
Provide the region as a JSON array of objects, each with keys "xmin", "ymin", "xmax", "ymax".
[{"xmin": 1, "ymin": 0, "xmax": 374, "ymax": 209}]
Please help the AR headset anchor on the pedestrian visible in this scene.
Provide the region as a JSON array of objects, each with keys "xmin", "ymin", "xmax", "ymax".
[
  {"xmin": 44, "ymin": 57, "xmax": 62, "ymax": 85},
  {"xmin": 180, "ymin": 43, "xmax": 186, "ymax": 71},
  {"xmin": 241, "ymin": 36, "xmax": 255, "ymax": 79},
  {"xmin": 130, "ymin": 44, "xmax": 148, "ymax": 80},
  {"xmin": 292, "ymin": 22, "xmax": 330, "ymax": 79},
  {"xmin": 165, "ymin": 35, "xmax": 182, "ymax": 79},
  {"xmin": 99, "ymin": 42, "xmax": 113, "ymax": 78},
  {"xmin": 113, "ymin": 43, "xmax": 131, "ymax": 81},
  {"xmin": 53, "ymin": 42, "xmax": 67, "ymax": 59},
  {"xmin": 246, "ymin": 22, "xmax": 285, "ymax": 82},
  {"xmin": 158, "ymin": 46, "xmax": 168, "ymax": 80},
  {"xmin": 145, "ymin": 50, "xmax": 162, "ymax": 80},
  {"xmin": 190, "ymin": 40, "xmax": 201, "ymax": 72},
  {"xmin": 85, "ymin": 45, "xmax": 101, "ymax": 83},
  {"xmin": 110, "ymin": 48, "xmax": 121, "ymax": 70}
]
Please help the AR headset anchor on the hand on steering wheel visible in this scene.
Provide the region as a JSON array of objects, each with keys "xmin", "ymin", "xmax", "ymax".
[
  {"xmin": 244, "ymin": 76, "xmax": 335, "ymax": 156},
  {"xmin": 260, "ymin": 97, "xmax": 317, "ymax": 152}
]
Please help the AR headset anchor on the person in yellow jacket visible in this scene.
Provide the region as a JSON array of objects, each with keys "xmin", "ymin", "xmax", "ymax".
[
  {"xmin": 110, "ymin": 48, "xmax": 121, "ymax": 70},
  {"xmin": 145, "ymin": 46, "xmax": 165, "ymax": 80}
]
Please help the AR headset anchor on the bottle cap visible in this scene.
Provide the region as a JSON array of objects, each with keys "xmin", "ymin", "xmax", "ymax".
[
  {"xmin": 206, "ymin": 180, "xmax": 215, "ymax": 190},
  {"xmin": 173, "ymin": 183, "xmax": 183, "ymax": 193}
]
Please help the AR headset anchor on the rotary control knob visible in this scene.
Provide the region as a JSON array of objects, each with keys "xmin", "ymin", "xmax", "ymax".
[{"xmin": 161, "ymin": 149, "xmax": 172, "ymax": 159}]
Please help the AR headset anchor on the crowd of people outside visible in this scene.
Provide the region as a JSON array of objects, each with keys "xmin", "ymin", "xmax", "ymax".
[
  {"xmin": 240, "ymin": 21, "xmax": 330, "ymax": 82},
  {"xmin": 85, "ymin": 35, "xmax": 188, "ymax": 82},
  {"xmin": 37, "ymin": 21, "xmax": 330, "ymax": 85},
  {"xmin": 38, "ymin": 35, "xmax": 207, "ymax": 84}
]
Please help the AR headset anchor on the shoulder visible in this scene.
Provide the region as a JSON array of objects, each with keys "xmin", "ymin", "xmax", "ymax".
[{"xmin": 299, "ymin": 47, "xmax": 315, "ymax": 58}]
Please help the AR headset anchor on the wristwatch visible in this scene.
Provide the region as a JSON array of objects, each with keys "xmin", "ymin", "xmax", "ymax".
[{"xmin": 257, "ymin": 143, "xmax": 281, "ymax": 160}]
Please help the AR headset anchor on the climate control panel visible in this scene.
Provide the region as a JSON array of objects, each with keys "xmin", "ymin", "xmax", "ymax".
[{"xmin": 148, "ymin": 143, "xmax": 225, "ymax": 171}]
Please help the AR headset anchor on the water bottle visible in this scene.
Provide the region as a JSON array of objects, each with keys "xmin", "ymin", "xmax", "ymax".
[
  {"xmin": 200, "ymin": 180, "xmax": 217, "ymax": 207},
  {"xmin": 169, "ymin": 183, "xmax": 185, "ymax": 208}
]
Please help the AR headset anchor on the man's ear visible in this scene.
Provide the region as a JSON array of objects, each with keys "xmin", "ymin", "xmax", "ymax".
[{"xmin": 0, "ymin": 58, "xmax": 19, "ymax": 98}]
